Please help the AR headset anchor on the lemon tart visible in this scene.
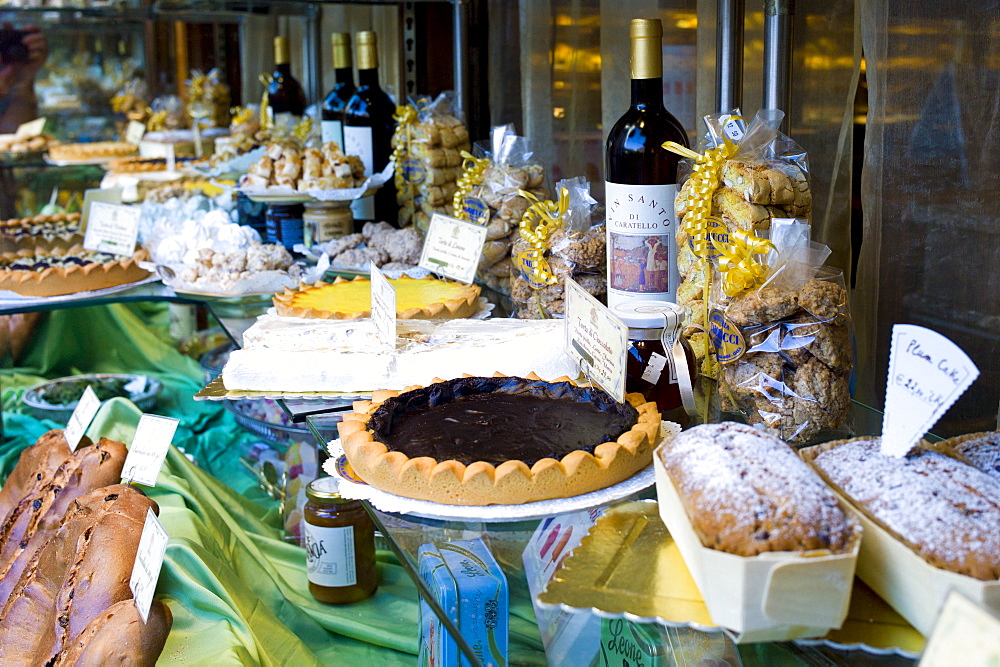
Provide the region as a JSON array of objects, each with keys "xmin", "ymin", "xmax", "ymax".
[
  {"xmin": 273, "ymin": 275, "xmax": 481, "ymax": 320},
  {"xmin": 337, "ymin": 373, "xmax": 660, "ymax": 505}
]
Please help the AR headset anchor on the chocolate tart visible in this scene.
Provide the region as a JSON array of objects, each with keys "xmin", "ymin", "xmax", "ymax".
[
  {"xmin": 0, "ymin": 244, "xmax": 151, "ymax": 297},
  {"xmin": 337, "ymin": 373, "xmax": 661, "ymax": 505},
  {"xmin": 273, "ymin": 275, "xmax": 481, "ymax": 320}
]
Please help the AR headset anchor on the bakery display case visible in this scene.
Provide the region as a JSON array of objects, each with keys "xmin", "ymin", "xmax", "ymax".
[{"xmin": 2, "ymin": 0, "xmax": 999, "ymax": 665}]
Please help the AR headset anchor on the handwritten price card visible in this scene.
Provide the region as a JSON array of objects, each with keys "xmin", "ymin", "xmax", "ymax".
[
  {"xmin": 564, "ymin": 277, "xmax": 628, "ymax": 402},
  {"xmin": 122, "ymin": 414, "xmax": 179, "ymax": 487},
  {"xmin": 881, "ymin": 324, "xmax": 979, "ymax": 457},
  {"xmin": 369, "ymin": 261, "xmax": 396, "ymax": 349},
  {"xmin": 83, "ymin": 201, "xmax": 141, "ymax": 256},
  {"xmin": 129, "ymin": 509, "xmax": 169, "ymax": 623},
  {"xmin": 419, "ymin": 213, "xmax": 488, "ymax": 284},
  {"xmin": 64, "ymin": 385, "xmax": 101, "ymax": 452}
]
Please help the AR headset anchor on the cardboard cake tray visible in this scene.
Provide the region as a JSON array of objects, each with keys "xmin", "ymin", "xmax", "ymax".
[
  {"xmin": 193, "ymin": 375, "xmax": 371, "ymax": 402},
  {"xmin": 800, "ymin": 442, "xmax": 1000, "ymax": 637},
  {"xmin": 538, "ymin": 501, "xmax": 924, "ymax": 656},
  {"xmin": 653, "ymin": 455, "xmax": 862, "ymax": 643}
]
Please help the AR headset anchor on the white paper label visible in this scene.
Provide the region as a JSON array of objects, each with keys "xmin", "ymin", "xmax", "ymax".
[
  {"xmin": 122, "ymin": 414, "xmax": 179, "ymax": 486},
  {"xmin": 345, "ymin": 125, "xmax": 375, "ymax": 220},
  {"xmin": 564, "ymin": 277, "xmax": 628, "ymax": 402},
  {"xmin": 920, "ymin": 591, "xmax": 1000, "ymax": 666},
  {"xmin": 15, "ymin": 117, "xmax": 45, "ymax": 138},
  {"xmin": 81, "ymin": 187, "xmax": 123, "ymax": 229},
  {"xmin": 418, "ymin": 213, "xmax": 488, "ymax": 284},
  {"xmin": 321, "ymin": 119, "xmax": 344, "ymax": 147},
  {"xmin": 881, "ymin": 324, "xmax": 979, "ymax": 457},
  {"xmin": 640, "ymin": 352, "xmax": 668, "ymax": 385},
  {"xmin": 165, "ymin": 143, "xmax": 176, "ymax": 173},
  {"xmin": 721, "ymin": 114, "xmax": 746, "ymax": 141},
  {"xmin": 64, "ymin": 385, "xmax": 101, "ymax": 452},
  {"xmin": 369, "ymin": 262, "xmax": 396, "ymax": 349},
  {"xmin": 304, "ymin": 523, "xmax": 357, "ymax": 588},
  {"xmin": 83, "ymin": 201, "xmax": 141, "ymax": 256},
  {"xmin": 604, "ymin": 181, "xmax": 680, "ymax": 307},
  {"xmin": 125, "ymin": 120, "xmax": 146, "ymax": 145},
  {"xmin": 129, "ymin": 508, "xmax": 169, "ymax": 624}
]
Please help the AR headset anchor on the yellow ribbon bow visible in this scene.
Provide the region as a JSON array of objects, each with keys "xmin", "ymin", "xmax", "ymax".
[
  {"xmin": 292, "ymin": 116, "xmax": 313, "ymax": 144},
  {"xmin": 515, "ymin": 187, "xmax": 570, "ymax": 287},
  {"xmin": 452, "ymin": 150, "xmax": 491, "ymax": 221},
  {"xmin": 258, "ymin": 74, "xmax": 273, "ymax": 131},
  {"xmin": 712, "ymin": 226, "xmax": 774, "ymax": 296}
]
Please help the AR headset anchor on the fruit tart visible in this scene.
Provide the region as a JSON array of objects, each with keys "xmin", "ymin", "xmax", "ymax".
[{"xmin": 0, "ymin": 245, "xmax": 151, "ymax": 297}]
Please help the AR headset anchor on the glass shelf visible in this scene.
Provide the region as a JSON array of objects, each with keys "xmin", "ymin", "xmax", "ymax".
[{"xmin": 306, "ymin": 401, "xmax": 926, "ymax": 667}]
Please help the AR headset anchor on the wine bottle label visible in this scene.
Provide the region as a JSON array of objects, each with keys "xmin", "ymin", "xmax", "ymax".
[
  {"xmin": 344, "ymin": 125, "xmax": 375, "ymax": 220},
  {"xmin": 304, "ymin": 523, "xmax": 358, "ymax": 587},
  {"xmin": 321, "ymin": 120, "xmax": 344, "ymax": 147},
  {"xmin": 604, "ymin": 181, "xmax": 680, "ymax": 307}
]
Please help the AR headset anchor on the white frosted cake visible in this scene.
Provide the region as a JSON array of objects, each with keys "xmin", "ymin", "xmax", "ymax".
[{"xmin": 222, "ymin": 316, "xmax": 580, "ymax": 393}]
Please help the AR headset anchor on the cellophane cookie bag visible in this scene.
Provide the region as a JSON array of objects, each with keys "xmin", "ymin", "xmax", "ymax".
[
  {"xmin": 391, "ymin": 92, "xmax": 471, "ymax": 231},
  {"xmin": 511, "ymin": 177, "xmax": 605, "ymax": 318},
  {"xmin": 673, "ymin": 109, "xmax": 813, "ymax": 380},
  {"xmin": 712, "ymin": 219, "xmax": 855, "ymax": 445},
  {"xmin": 453, "ymin": 124, "xmax": 550, "ymax": 296}
]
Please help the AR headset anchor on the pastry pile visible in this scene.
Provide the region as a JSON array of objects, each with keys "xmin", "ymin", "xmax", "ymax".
[{"xmin": 240, "ymin": 142, "xmax": 366, "ymax": 191}]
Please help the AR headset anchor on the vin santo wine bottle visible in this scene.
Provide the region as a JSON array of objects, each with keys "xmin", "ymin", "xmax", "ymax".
[
  {"xmin": 344, "ymin": 30, "xmax": 397, "ymax": 225},
  {"xmin": 321, "ymin": 32, "xmax": 355, "ymax": 150},
  {"xmin": 605, "ymin": 18, "xmax": 689, "ymax": 308},
  {"xmin": 268, "ymin": 36, "xmax": 307, "ymax": 125}
]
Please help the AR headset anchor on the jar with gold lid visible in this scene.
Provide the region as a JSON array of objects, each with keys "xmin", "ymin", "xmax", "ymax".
[{"xmin": 303, "ymin": 476, "xmax": 378, "ymax": 604}]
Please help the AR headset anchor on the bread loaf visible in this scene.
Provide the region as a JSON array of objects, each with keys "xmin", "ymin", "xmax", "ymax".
[
  {"xmin": 657, "ymin": 422, "xmax": 856, "ymax": 556},
  {"xmin": 810, "ymin": 437, "xmax": 1000, "ymax": 581},
  {"xmin": 0, "ymin": 484, "xmax": 160, "ymax": 663},
  {"xmin": 0, "ymin": 429, "xmax": 74, "ymax": 519},
  {"xmin": 935, "ymin": 430, "xmax": 1000, "ymax": 485},
  {"xmin": 0, "ymin": 437, "xmax": 128, "ymax": 602},
  {"xmin": 51, "ymin": 599, "xmax": 172, "ymax": 667}
]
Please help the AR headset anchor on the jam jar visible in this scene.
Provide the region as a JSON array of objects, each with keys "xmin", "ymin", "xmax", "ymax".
[
  {"xmin": 265, "ymin": 203, "xmax": 305, "ymax": 251},
  {"xmin": 303, "ymin": 476, "xmax": 378, "ymax": 604},
  {"xmin": 611, "ymin": 300, "xmax": 694, "ymax": 416},
  {"xmin": 303, "ymin": 202, "xmax": 353, "ymax": 246}
]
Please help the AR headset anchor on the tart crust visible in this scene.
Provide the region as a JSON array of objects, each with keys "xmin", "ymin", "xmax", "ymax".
[
  {"xmin": 0, "ymin": 245, "xmax": 151, "ymax": 297},
  {"xmin": 0, "ymin": 213, "xmax": 83, "ymax": 254},
  {"xmin": 273, "ymin": 275, "xmax": 482, "ymax": 320},
  {"xmin": 337, "ymin": 373, "xmax": 662, "ymax": 505}
]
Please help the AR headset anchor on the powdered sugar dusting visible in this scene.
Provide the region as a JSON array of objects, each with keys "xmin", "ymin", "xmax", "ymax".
[
  {"xmin": 658, "ymin": 422, "xmax": 855, "ymax": 556},
  {"xmin": 813, "ymin": 437, "xmax": 1000, "ymax": 580},
  {"xmin": 952, "ymin": 431, "xmax": 1000, "ymax": 484}
]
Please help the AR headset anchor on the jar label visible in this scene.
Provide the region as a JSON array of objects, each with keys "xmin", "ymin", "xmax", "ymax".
[
  {"xmin": 709, "ymin": 309, "xmax": 746, "ymax": 364},
  {"xmin": 304, "ymin": 523, "xmax": 357, "ymax": 587}
]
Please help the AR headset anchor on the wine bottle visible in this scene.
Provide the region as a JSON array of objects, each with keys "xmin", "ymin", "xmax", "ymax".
[
  {"xmin": 605, "ymin": 18, "xmax": 689, "ymax": 308},
  {"xmin": 343, "ymin": 30, "xmax": 397, "ymax": 224},
  {"xmin": 321, "ymin": 32, "xmax": 355, "ymax": 150},
  {"xmin": 268, "ymin": 36, "xmax": 307, "ymax": 125}
]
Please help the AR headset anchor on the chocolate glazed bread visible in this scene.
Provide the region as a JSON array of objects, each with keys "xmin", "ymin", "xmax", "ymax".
[
  {"xmin": 0, "ymin": 429, "xmax": 74, "ymax": 519},
  {"xmin": 0, "ymin": 485, "xmax": 160, "ymax": 664},
  {"xmin": 51, "ymin": 599, "xmax": 172, "ymax": 667},
  {"xmin": 0, "ymin": 437, "xmax": 128, "ymax": 603}
]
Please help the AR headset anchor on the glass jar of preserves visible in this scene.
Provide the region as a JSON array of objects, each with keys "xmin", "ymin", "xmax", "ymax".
[
  {"xmin": 303, "ymin": 476, "xmax": 378, "ymax": 604},
  {"xmin": 611, "ymin": 300, "xmax": 694, "ymax": 417},
  {"xmin": 303, "ymin": 201, "xmax": 353, "ymax": 246},
  {"xmin": 265, "ymin": 203, "xmax": 305, "ymax": 251}
]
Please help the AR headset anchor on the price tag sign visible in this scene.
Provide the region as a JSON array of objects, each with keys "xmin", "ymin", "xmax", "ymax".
[
  {"xmin": 80, "ymin": 187, "xmax": 123, "ymax": 230},
  {"xmin": 125, "ymin": 120, "xmax": 146, "ymax": 145},
  {"xmin": 129, "ymin": 508, "xmax": 169, "ymax": 624},
  {"xmin": 920, "ymin": 592, "xmax": 1000, "ymax": 666},
  {"xmin": 564, "ymin": 277, "xmax": 628, "ymax": 402},
  {"xmin": 165, "ymin": 143, "xmax": 176, "ymax": 173},
  {"xmin": 15, "ymin": 117, "xmax": 46, "ymax": 139},
  {"xmin": 122, "ymin": 414, "xmax": 179, "ymax": 487},
  {"xmin": 720, "ymin": 114, "xmax": 746, "ymax": 141},
  {"xmin": 369, "ymin": 261, "xmax": 396, "ymax": 349},
  {"xmin": 83, "ymin": 201, "xmax": 141, "ymax": 256},
  {"xmin": 418, "ymin": 213, "xmax": 488, "ymax": 284},
  {"xmin": 881, "ymin": 324, "xmax": 979, "ymax": 457},
  {"xmin": 64, "ymin": 385, "xmax": 101, "ymax": 452}
]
